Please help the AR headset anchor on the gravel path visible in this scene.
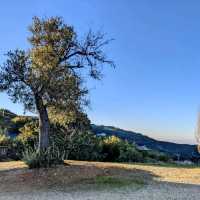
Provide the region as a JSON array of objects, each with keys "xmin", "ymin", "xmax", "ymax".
[{"xmin": 1, "ymin": 182, "xmax": 200, "ymax": 200}]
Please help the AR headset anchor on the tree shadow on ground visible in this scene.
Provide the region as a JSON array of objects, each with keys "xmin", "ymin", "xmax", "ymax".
[{"xmin": 0, "ymin": 160, "xmax": 200, "ymax": 195}]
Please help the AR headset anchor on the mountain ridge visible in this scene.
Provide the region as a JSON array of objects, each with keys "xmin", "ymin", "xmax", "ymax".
[
  {"xmin": 93, "ymin": 124, "xmax": 195, "ymax": 145},
  {"xmin": 0, "ymin": 109, "xmax": 199, "ymax": 161},
  {"xmin": 91, "ymin": 124, "xmax": 199, "ymax": 161}
]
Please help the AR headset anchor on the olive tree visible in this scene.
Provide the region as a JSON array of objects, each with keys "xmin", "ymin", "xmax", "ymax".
[{"xmin": 0, "ymin": 17, "xmax": 114, "ymax": 150}]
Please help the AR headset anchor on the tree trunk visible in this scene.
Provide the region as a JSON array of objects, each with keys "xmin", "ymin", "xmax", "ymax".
[{"xmin": 35, "ymin": 95, "xmax": 50, "ymax": 151}]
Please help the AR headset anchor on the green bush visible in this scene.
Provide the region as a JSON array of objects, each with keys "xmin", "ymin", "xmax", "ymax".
[
  {"xmin": 50, "ymin": 130, "xmax": 103, "ymax": 161},
  {"xmin": 52, "ymin": 132, "xmax": 144, "ymax": 163},
  {"xmin": 101, "ymin": 136, "xmax": 121, "ymax": 161},
  {"xmin": 157, "ymin": 153, "xmax": 171, "ymax": 162},
  {"xmin": 17, "ymin": 121, "xmax": 39, "ymax": 148},
  {"xmin": 118, "ymin": 142, "xmax": 143, "ymax": 162},
  {"xmin": 140, "ymin": 150, "xmax": 171, "ymax": 163},
  {"xmin": 10, "ymin": 116, "xmax": 37, "ymax": 132},
  {"xmin": 22, "ymin": 147, "xmax": 64, "ymax": 168},
  {"xmin": 11, "ymin": 120, "xmax": 172, "ymax": 165},
  {"xmin": 67, "ymin": 132, "xmax": 103, "ymax": 161},
  {"xmin": 0, "ymin": 134, "xmax": 12, "ymax": 146},
  {"xmin": 10, "ymin": 121, "xmax": 39, "ymax": 159},
  {"xmin": 100, "ymin": 136, "xmax": 144, "ymax": 162}
]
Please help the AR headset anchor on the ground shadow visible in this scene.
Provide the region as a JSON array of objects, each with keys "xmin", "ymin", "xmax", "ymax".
[{"xmin": 0, "ymin": 160, "xmax": 200, "ymax": 198}]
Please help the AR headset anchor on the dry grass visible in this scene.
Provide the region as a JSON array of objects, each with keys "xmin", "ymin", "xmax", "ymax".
[
  {"xmin": 65, "ymin": 161, "xmax": 200, "ymax": 185},
  {"xmin": 1, "ymin": 161, "xmax": 200, "ymax": 200},
  {"xmin": 0, "ymin": 160, "xmax": 200, "ymax": 193},
  {"xmin": 0, "ymin": 161, "xmax": 27, "ymax": 171},
  {"xmin": 0, "ymin": 160, "xmax": 146, "ymax": 193}
]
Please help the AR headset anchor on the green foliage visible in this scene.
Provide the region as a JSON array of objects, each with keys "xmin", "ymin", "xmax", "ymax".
[
  {"xmin": 50, "ymin": 129, "xmax": 103, "ymax": 161},
  {"xmin": 0, "ymin": 16, "xmax": 114, "ymax": 151},
  {"xmin": 49, "ymin": 108, "xmax": 91, "ymax": 132},
  {"xmin": 0, "ymin": 109, "xmax": 16, "ymax": 119},
  {"xmin": 9, "ymin": 121, "xmax": 39, "ymax": 159},
  {"xmin": 67, "ymin": 132, "xmax": 103, "ymax": 161},
  {"xmin": 118, "ymin": 142, "xmax": 143, "ymax": 162},
  {"xmin": 17, "ymin": 121, "xmax": 39, "ymax": 148},
  {"xmin": 141, "ymin": 150, "xmax": 171, "ymax": 163},
  {"xmin": 12, "ymin": 120, "xmax": 92, "ymax": 161},
  {"xmin": 0, "ymin": 109, "xmax": 16, "ymax": 134},
  {"xmin": 22, "ymin": 147, "xmax": 64, "ymax": 168},
  {"xmin": 101, "ymin": 136, "xmax": 121, "ymax": 161},
  {"xmin": 157, "ymin": 153, "xmax": 171, "ymax": 162},
  {"xmin": 0, "ymin": 134, "xmax": 13, "ymax": 160},
  {"xmin": 0, "ymin": 111, "xmax": 171, "ymax": 165},
  {"xmin": 0, "ymin": 134, "xmax": 12, "ymax": 146},
  {"xmin": 11, "ymin": 116, "xmax": 36, "ymax": 131},
  {"xmin": 18, "ymin": 128, "xmax": 171, "ymax": 164},
  {"xmin": 100, "ymin": 136, "xmax": 143, "ymax": 162},
  {"xmin": 93, "ymin": 176, "xmax": 142, "ymax": 188}
]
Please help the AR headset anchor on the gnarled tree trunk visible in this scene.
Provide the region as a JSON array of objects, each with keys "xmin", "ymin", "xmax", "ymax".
[{"xmin": 35, "ymin": 95, "xmax": 50, "ymax": 151}]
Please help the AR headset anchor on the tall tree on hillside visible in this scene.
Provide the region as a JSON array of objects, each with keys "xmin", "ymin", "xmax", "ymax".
[{"xmin": 0, "ymin": 17, "xmax": 114, "ymax": 150}]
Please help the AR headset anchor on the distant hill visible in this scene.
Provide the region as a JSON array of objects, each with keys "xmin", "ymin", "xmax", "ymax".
[
  {"xmin": 0, "ymin": 109, "xmax": 17, "ymax": 134},
  {"xmin": 92, "ymin": 124, "xmax": 200, "ymax": 161},
  {"xmin": 0, "ymin": 108, "xmax": 199, "ymax": 161},
  {"xmin": 0, "ymin": 108, "xmax": 36, "ymax": 137},
  {"xmin": 0, "ymin": 109, "xmax": 17, "ymax": 123}
]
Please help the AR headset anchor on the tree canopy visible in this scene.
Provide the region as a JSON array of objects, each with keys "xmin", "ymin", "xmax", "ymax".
[{"xmin": 0, "ymin": 16, "xmax": 114, "ymax": 150}]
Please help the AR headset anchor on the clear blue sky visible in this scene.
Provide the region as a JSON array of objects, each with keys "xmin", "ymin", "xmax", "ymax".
[{"xmin": 0, "ymin": 0, "xmax": 200, "ymax": 144}]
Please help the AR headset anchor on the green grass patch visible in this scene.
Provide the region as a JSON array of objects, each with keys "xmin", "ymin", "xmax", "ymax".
[{"xmin": 89, "ymin": 175, "xmax": 145, "ymax": 190}]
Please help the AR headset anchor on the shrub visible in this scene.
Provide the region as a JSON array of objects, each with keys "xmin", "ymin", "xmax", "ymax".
[
  {"xmin": 0, "ymin": 134, "xmax": 19, "ymax": 160},
  {"xmin": 49, "ymin": 127, "xmax": 70, "ymax": 160},
  {"xmin": 67, "ymin": 132, "xmax": 103, "ymax": 161},
  {"xmin": 140, "ymin": 150, "xmax": 171, "ymax": 163},
  {"xmin": 101, "ymin": 136, "xmax": 121, "ymax": 161},
  {"xmin": 52, "ymin": 132, "xmax": 145, "ymax": 163},
  {"xmin": 17, "ymin": 121, "xmax": 39, "ymax": 148},
  {"xmin": 22, "ymin": 147, "xmax": 64, "ymax": 168},
  {"xmin": 14, "ymin": 121, "xmax": 172, "ymax": 165},
  {"xmin": 100, "ymin": 136, "xmax": 144, "ymax": 162},
  {"xmin": 157, "ymin": 153, "xmax": 171, "ymax": 162},
  {"xmin": 11, "ymin": 121, "xmax": 39, "ymax": 159},
  {"xmin": 50, "ymin": 129, "xmax": 103, "ymax": 161},
  {"xmin": 0, "ymin": 134, "xmax": 12, "ymax": 146},
  {"xmin": 22, "ymin": 130, "xmax": 103, "ymax": 168},
  {"xmin": 118, "ymin": 142, "xmax": 143, "ymax": 162}
]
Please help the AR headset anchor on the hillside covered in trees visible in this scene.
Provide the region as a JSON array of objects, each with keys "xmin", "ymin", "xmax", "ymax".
[{"xmin": 1, "ymin": 108, "xmax": 199, "ymax": 162}]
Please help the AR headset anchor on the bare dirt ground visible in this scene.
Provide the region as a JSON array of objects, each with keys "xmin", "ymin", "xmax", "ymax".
[{"xmin": 0, "ymin": 161, "xmax": 200, "ymax": 200}]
